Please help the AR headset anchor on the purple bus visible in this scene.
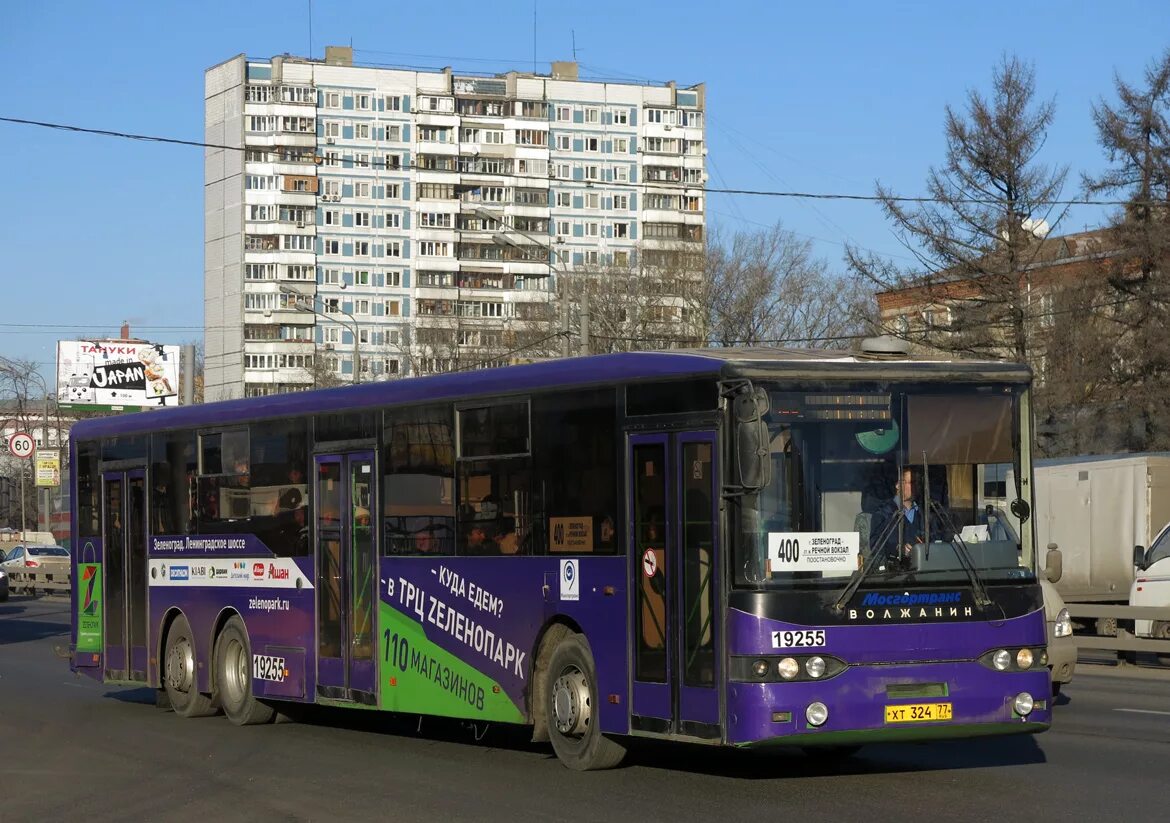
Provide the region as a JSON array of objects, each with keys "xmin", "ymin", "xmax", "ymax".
[{"xmin": 68, "ymin": 348, "xmax": 1050, "ymax": 770}]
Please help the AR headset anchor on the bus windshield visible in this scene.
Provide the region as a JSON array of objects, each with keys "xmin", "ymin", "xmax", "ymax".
[{"xmin": 733, "ymin": 382, "xmax": 1035, "ymax": 590}]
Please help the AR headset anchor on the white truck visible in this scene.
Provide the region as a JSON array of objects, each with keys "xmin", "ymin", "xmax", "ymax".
[{"xmin": 1031, "ymin": 453, "xmax": 1170, "ymax": 607}]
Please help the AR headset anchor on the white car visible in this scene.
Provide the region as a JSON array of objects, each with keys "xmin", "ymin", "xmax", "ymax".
[
  {"xmin": 0, "ymin": 544, "xmax": 70, "ymax": 596},
  {"xmin": 1130, "ymin": 521, "xmax": 1170, "ymax": 662}
]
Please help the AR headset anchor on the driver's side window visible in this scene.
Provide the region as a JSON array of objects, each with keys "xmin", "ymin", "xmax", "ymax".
[{"xmin": 1148, "ymin": 526, "xmax": 1170, "ymax": 566}]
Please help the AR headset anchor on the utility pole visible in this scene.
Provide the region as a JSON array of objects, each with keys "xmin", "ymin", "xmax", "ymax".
[{"xmin": 579, "ymin": 287, "xmax": 590, "ymax": 356}]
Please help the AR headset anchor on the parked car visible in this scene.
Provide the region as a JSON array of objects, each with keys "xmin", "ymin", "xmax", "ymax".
[
  {"xmin": 0, "ymin": 566, "xmax": 8, "ymax": 601},
  {"xmin": 1041, "ymin": 578, "xmax": 1076, "ymax": 695},
  {"xmin": 0, "ymin": 544, "xmax": 70, "ymax": 595}
]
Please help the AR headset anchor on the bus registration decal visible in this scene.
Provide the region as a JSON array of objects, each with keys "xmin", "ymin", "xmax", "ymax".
[
  {"xmin": 253, "ymin": 654, "xmax": 286, "ymax": 683},
  {"xmin": 771, "ymin": 629, "xmax": 826, "ymax": 648}
]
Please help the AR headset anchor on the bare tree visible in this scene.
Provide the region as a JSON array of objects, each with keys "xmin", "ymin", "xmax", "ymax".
[
  {"xmin": 706, "ymin": 223, "xmax": 864, "ymax": 348},
  {"xmin": 847, "ymin": 55, "xmax": 1070, "ymax": 362},
  {"xmin": 0, "ymin": 357, "xmax": 59, "ymax": 533},
  {"xmin": 1083, "ymin": 49, "xmax": 1170, "ymax": 450}
]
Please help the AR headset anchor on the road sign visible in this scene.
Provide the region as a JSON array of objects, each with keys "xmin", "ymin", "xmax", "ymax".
[
  {"xmin": 8, "ymin": 432, "xmax": 34, "ymax": 460},
  {"xmin": 35, "ymin": 449, "xmax": 60, "ymax": 487},
  {"xmin": 642, "ymin": 549, "xmax": 658, "ymax": 578}
]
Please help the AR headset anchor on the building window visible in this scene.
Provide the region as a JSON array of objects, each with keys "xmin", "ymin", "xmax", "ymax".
[
  {"xmin": 324, "ymin": 91, "xmax": 341, "ymax": 108},
  {"xmin": 612, "ymin": 108, "xmax": 629, "ymax": 125},
  {"xmin": 324, "ymin": 240, "xmax": 340, "ymax": 255},
  {"xmin": 323, "ymin": 268, "xmax": 340, "ymax": 285},
  {"xmin": 355, "ymin": 211, "xmax": 371, "ymax": 228},
  {"xmin": 386, "ymin": 300, "xmax": 401, "ymax": 316},
  {"xmin": 556, "ymin": 192, "xmax": 571, "ymax": 208},
  {"xmin": 355, "ymin": 123, "xmax": 370, "ymax": 139},
  {"xmin": 555, "ymin": 105, "xmax": 571, "ymax": 122},
  {"xmin": 585, "ymin": 137, "xmax": 599, "ymax": 153},
  {"xmin": 355, "ymin": 270, "xmax": 370, "ymax": 286},
  {"xmin": 614, "ymin": 137, "xmax": 629, "ymax": 153},
  {"xmin": 556, "ymin": 134, "xmax": 571, "ymax": 151},
  {"xmin": 613, "ymin": 194, "xmax": 629, "ymax": 210}
]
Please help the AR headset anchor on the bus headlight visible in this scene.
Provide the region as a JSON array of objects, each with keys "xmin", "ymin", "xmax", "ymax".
[
  {"xmin": 751, "ymin": 659, "xmax": 770, "ymax": 679},
  {"xmin": 1054, "ymin": 608, "xmax": 1073, "ymax": 638},
  {"xmin": 1016, "ymin": 648, "xmax": 1034, "ymax": 670},
  {"xmin": 993, "ymin": 649, "xmax": 1012, "ymax": 671},
  {"xmin": 1014, "ymin": 692, "xmax": 1034, "ymax": 717},
  {"xmin": 778, "ymin": 657, "xmax": 800, "ymax": 680},
  {"xmin": 805, "ymin": 656, "xmax": 826, "ymax": 679},
  {"xmin": 806, "ymin": 702, "xmax": 829, "ymax": 727}
]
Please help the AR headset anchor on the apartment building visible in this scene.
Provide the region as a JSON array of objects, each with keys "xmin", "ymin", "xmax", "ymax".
[{"xmin": 204, "ymin": 46, "xmax": 706, "ymax": 400}]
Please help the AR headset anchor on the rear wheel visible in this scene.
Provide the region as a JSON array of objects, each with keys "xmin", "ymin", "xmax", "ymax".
[
  {"xmin": 546, "ymin": 633, "xmax": 626, "ymax": 771},
  {"xmin": 214, "ymin": 616, "xmax": 275, "ymax": 725},
  {"xmin": 1153, "ymin": 622, "xmax": 1170, "ymax": 666},
  {"xmin": 164, "ymin": 614, "xmax": 216, "ymax": 717}
]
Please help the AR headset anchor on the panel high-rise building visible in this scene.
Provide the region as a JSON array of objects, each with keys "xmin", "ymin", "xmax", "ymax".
[{"xmin": 204, "ymin": 47, "xmax": 705, "ymax": 399}]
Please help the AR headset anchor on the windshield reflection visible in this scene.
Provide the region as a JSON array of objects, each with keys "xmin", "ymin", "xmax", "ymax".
[{"xmin": 733, "ymin": 383, "xmax": 1035, "ymax": 589}]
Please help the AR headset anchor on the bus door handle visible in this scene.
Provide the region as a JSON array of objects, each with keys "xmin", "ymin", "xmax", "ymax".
[{"xmin": 542, "ymin": 571, "xmax": 556, "ymax": 601}]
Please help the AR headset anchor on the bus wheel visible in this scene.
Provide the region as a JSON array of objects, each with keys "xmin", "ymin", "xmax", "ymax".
[
  {"xmin": 546, "ymin": 633, "xmax": 625, "ymax": 770},
  {"xmin": 164, "ymin": 614, "xmax": 216, "ymax": 718},
  {"xmin": 215, "ymin": 616, "xmax": 274, "ymax": 726}
]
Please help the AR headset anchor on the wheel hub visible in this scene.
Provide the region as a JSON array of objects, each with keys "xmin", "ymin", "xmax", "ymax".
[
  {"xmin": 551, "ymin": 666, "xmax": 590, "ymax": 736},
  {"xmin": 166, "ymin": 637, "xmax": 194, "ymax": 693}
]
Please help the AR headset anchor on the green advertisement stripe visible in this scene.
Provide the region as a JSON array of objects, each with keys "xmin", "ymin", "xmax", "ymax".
[
  {"xmin": 378, "ymin": 603, "xmax": 525, "ymax": 724},
  {"xmin": 76, "ymin": 564, "xmax": 103, "ymax": 653}
]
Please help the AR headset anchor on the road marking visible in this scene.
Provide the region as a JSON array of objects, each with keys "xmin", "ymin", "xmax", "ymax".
[{"xmin": 1115, "ymin": 708, "xmax": 1170, "ymax": 716}]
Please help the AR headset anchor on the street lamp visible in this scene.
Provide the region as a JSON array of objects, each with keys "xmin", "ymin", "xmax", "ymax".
[
  {"xmin": 277, "ymin": 285, "xmax": 361, "ymax": 385},
  {"xmin": 476, "ymin": 207, "xmax": 575, "ymax": 357}
]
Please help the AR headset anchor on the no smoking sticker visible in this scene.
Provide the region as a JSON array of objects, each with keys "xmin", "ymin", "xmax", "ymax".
[{"xmin": 642, "ymin": 549, "xmax": 658, "ymax": 578}]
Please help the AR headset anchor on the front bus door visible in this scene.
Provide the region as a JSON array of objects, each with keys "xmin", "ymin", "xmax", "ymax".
[
  {"xmin": 314, "ymin": 452, "xmax": 377, "ymax": 702},
  {"xmin": 101, "ymin": 469, "xmax": 148, "ymax": 682},
  {"xmin": 629, "ymin": 432, "xmax": 720, "ymax": 737}
]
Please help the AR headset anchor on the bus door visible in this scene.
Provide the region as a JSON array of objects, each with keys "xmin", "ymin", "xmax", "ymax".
[
  {"xmin": 101, "ymin": 468, "xmax": 149, "ymax": 681},
  {"xmin": 314, "ymin": 451, "xmax": 377, "ymax": 701},
  {"xmin": 629, "ymin": 431, "xmax": 720, "ymax": 737}
]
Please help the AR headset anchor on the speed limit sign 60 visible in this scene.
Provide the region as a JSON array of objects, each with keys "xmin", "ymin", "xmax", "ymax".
[{"xmin": 8, "ymin": 432, "xmax": 34, "ymax": 459}]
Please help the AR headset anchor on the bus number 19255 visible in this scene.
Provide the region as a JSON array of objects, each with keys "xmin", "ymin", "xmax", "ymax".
[{"xmin": 771, "ymin": 629, "xmax": 826, "ymax": 648}]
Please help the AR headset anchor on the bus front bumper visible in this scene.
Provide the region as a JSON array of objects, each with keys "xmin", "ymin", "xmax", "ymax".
[{"xmin": 727, "ymin": 661, "xmax": 1051, "ymax": 747}]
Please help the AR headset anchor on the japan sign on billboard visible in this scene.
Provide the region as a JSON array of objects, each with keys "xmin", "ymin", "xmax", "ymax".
[{"xmin": 56, "ymin": 340, "xmax": 181, "ymax": 410}]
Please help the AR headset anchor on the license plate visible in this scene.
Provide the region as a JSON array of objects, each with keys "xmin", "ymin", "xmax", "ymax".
[{"xmin": 884, "ymin": 702, "xmax": 953, "ymax": 723}]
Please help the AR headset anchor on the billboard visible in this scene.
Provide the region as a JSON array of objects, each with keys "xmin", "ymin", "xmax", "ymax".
[{"xmin": 57, "ymin": 340, "xmax": 181, "ymax": 410}]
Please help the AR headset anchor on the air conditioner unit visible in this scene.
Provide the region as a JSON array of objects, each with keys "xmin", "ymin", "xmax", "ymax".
[
  {"xmin": 296, "ymin": 221, "xmax": 306, "ymax": 229},
  {"xmin": 325, "ymin": 137, "xmax": 336, "ymax": 145},
  {"xmin": 664, "ymin": 124, "xmax": 673, "ymax": 131}
]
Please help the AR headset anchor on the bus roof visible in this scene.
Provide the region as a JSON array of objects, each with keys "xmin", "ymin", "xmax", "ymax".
[{"xmin": 69, "ymin": 347, "xmax": 1031, "ymax": 441}]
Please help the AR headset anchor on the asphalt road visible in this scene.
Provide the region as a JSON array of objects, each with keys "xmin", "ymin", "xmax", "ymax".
[{"xmin": 2, "ymin": 594, "xmax": 1167, "ymax": 822}]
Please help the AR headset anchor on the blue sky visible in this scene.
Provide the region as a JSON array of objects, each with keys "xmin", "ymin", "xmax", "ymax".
[{"xmin": 2, "ymin": 1, "xmax": 1167, "ymax": 379}]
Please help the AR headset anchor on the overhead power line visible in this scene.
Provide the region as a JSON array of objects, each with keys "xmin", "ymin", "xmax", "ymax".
[{"xmin": 0, "ymin": 115, "xmax": 1158, "ymax": 207}]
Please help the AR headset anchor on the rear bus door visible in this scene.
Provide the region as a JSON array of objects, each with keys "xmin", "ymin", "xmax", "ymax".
[
  {"xmin": 101, "ymin": 468, "xmax": 149, "ymax": 681},
  {"xmin": 314, "ymin": 451, "xmax": 378, "ymax": 702},
  {"xmin": 629, "ymin": 431, "xmax": 720, "ymax": 738}
]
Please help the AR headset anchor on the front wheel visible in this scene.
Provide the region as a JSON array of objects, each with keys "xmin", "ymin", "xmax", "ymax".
[
  {"xmin": 214, "ymin": 616, "xmax": 274, "ymax": 725},
  {"xmin": 164, "ymin": 614, "xmax": 217, "ymax": 717},
  {"xmin": 545, "ymin": 633, "xmax": 626, "ymax": 770}
]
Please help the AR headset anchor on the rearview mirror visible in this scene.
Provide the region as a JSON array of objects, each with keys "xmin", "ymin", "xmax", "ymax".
[
  {"xmin": 1133, "ymin": 545, "xmax": 1147, "ymax": 572},
  {"xmin": 1045, "ymin": 544, "xmax": 1063, "ymax": 584},
  {"xmin": 733, "ymin": 386, "xmax": 771, "ymax": 492}
]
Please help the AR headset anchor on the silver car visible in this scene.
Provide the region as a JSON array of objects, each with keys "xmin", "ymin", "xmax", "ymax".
[{"xmin": 0, "ymin": 544, "xmax": 70, "ymax": 596}]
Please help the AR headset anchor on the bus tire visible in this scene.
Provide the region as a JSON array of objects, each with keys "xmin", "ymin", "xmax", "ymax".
[
  {"xmin": 214, "ymin": 616, "xmax": 274, "ymax": 726},
  {"xmin": 546, "ymin": 633, "xmax": 625, "ymax": 770},
  {"xmin": 164, "ymin": 614, "xmax": 216, "ymax": 718}
]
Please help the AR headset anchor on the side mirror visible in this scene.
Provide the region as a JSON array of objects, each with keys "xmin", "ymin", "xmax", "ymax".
[
  {"xmin": 1133, "ymin": 545, "xmax": 1147, "ymax": 572},
  {"xmin": 1044, "ymin": 543, "xmax": 1063, "ymax": 584},
  {"xmin": 733, "ymin": 386, "xmax": 771, "ymax": 491}
]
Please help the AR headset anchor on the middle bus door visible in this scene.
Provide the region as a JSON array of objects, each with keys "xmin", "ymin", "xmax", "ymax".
[
  {"xmin": 629, "ymin": 431, "xmax": 720, "ymax": 737},
  {"xmin": 314, "ymin": 451, "xmax": 378, "ymax": 702}
]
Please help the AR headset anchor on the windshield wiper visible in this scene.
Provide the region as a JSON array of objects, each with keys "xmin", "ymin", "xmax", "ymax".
[
  {"xmin": 928, "ymin": 500, "xmax": 993, "ymax": 609},
  {"xmin": 832, "ymin": 508, "xmax": 905, "ymax": 614}
]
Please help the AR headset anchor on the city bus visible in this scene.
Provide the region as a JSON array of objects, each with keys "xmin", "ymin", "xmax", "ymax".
[{"xmin": 68, "ymin": 345, "xmax": 1050, "ymax": 770}]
